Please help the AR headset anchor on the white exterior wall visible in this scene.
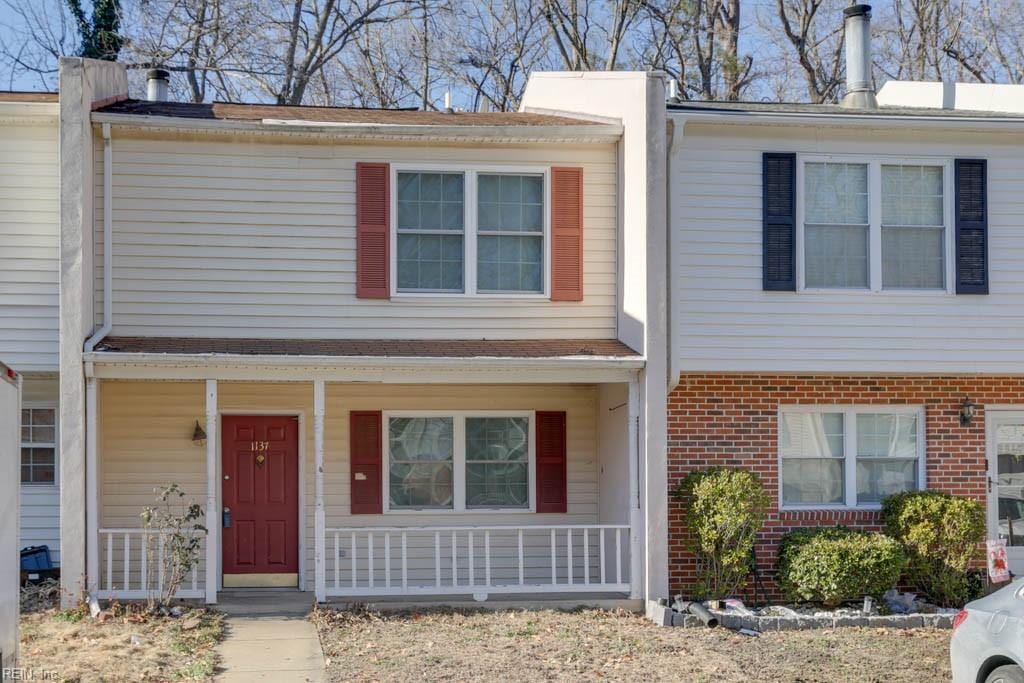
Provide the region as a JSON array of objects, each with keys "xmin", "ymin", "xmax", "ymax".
[
  {"xmin": 93, "ymin": 131, "xmax": 619, "ymax": 340},
  {"xmin": 673, "ymin": 120, "xmax": 1024, "ymax": 374},
  {"xmin": 0, "ymin": 366, "xmax": 20, "ymax": 668},
  {"xmin": 0, "ymin": 114, "xmax": 59, "ymax": 373},
  {"xmin": 20, "ymin": 375, "xmax": 60, "ymax": 565}
]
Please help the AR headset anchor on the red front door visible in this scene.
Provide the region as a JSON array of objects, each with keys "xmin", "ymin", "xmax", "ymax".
[{"xmin": 222, "ymin": 415, "xmax": 299, "ymax": 587}]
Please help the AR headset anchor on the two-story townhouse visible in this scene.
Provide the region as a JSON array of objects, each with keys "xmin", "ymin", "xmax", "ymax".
[
  {"xmin": 0, "ymin": 92, "xmax": 62, "ymax": 566},
  {"xmin": 56, "ymin": 58, "xmax": 670, "ymax": 610},
  {"xmin": 667, "ymin": 4, "xmax": 1024, "ymax": 597}
]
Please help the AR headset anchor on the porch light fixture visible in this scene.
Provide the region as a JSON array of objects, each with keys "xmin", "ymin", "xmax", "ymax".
[
  {"xmin": 960, "ymin": 397, "xmax": 977, "ymax": 427},
  {"xmin": 191, "ymin": 420, "xmax": 207, "ymax": 447}
]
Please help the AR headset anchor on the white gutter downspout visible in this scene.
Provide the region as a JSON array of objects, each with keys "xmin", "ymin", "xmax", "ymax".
[
  {"xmin": 666, "ymin": 116, "xmax": 685, "ymax": 392},
  {"xmin": 84, "ymin": 122, "xmax": 112, "ymax": 352}
]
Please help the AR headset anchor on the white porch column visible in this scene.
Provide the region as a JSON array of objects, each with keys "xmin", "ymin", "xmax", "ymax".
[
  {"xmin": 85, "ymin": 377, "xmax": 99, "ymax": 594},
  {"xmin": 314, "ymin": 379, "xmax": 326, "ymax": 603},
  {"xmin": 204, "ymin": 380, "xmax": 218, "ymax": 604},
  {"xmin": 627, "ymin": 377, "xmax": 643, "ymax": 600}
]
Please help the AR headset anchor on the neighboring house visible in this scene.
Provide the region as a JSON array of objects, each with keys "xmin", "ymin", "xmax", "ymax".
[
  {"xmin": 666, "ymin": 5, "xmax": 1024, "ymax": 596},
  {"xmin": 56, "ymin": 58, "xmax": 670, "ymax": 609},
  {"xmin": 0, "ymin": 92, "xmax": 61, "ymax": 566}
]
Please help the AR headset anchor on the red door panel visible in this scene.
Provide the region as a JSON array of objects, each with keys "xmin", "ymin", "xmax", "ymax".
[{"xmin": 222, "ymin": 416, "xmax": 299, "ymax": 576}]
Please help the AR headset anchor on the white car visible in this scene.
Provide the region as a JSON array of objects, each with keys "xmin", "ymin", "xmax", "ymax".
[{"xmin": 951, "ymin": 580, "xmax": 1024, "ymax": 683}]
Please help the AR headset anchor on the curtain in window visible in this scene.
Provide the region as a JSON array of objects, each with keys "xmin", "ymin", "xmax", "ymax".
[
  {"xmin": 804, "ymin": 163, "xmax": 869, "ymax": 288},
  {"xmin": 388, "ymin": 417, "xmax": 454, "ymax": 508},
  {"xmin": 780, "ymin": 411, "xmax": 845, "ymax": 505}
]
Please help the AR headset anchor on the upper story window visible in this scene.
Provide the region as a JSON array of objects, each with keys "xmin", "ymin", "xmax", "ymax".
[
  {"xmin": 21, "ymin": 406, "xmax": 56, "ymax": 486},
  {"xmin": 800, "ymin": 157, "xmax": 950, "ymax": 292},
  {"xmin": 779, "ymin": 406, "xmax": 924, "ymax": 509},
  {"xmin": 394, "ymin": 167, "xmax": 547, "ymax": 296}
]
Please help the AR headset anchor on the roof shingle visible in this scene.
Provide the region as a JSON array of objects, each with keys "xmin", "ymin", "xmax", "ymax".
[
  {"xmin": 95, "ymin": 337, "xmax": 640, "ymax": 359},
  {"xmin": 95, "ymin": 99, "xmax": 598, "ymax": 126}
]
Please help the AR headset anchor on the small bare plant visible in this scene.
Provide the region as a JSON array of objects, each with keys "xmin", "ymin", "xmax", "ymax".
[{"xmin": 141, "ymin": 483, "xmax": 206, "ymax": 612}]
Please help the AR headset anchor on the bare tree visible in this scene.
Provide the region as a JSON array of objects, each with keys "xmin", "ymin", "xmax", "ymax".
[
  {"xmin": 771, "ymin": 0, "xmax": 846, "ymax": 103},
  {"xmin": 541, "ymin": 0, "xmax": 642, "ymax": 71},
  {"xmin": 0, "ymin": 0, "xmax": 77, "ymax": 89}
]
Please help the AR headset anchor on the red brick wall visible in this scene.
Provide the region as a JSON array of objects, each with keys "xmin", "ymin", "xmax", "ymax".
[{"xmin": 667, "ymin": 374, "xmax": 1011, "ymax": 601}]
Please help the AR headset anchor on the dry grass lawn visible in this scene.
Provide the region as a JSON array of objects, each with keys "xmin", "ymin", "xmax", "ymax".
[
  {"xmin": 19, "ymin": 604, "xmax": 223, "ymax": 682},
  {"xmin": 313, "ymin": 607, "xmax": 951, "ymax": 682}
]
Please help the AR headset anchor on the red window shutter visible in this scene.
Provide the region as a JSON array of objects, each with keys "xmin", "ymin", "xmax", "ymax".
[
  {"xmin": 350, "ymin": 410, "xmax": 383, "ymax": 514},
  {"xmin": 356, "ymin": 162, "xmax": 390, "ymax": 299},
  {"xmin": 550, "ymin": 167, "xmax": 584, "ymax": 301},
  {"xmin": 535, "ymin": 411, "xmax": 568, "ymax": 513}
]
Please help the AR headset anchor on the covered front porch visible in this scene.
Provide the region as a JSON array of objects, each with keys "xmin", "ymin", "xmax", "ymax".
[{"xmin": 81, "ymin": 341, "xmax": 644, "ymax": 605}]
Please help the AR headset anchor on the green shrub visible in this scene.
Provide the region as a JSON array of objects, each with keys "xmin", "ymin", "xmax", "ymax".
[
  {"xmin": 777, "ymin": 527, "xmax": 906, "ymax": 607},
  {"xmin": 882, "ymin": 490, "xmax": 986, "ymax": 607},
  {"xmin": 672, "ymin": 468, "xmax": 770, "ymax": 599}
]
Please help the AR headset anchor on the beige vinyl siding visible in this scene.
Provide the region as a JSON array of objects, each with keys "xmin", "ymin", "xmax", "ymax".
[
  {"xmin": 19, "ymin": 374, "xmax": 60, "ymax": 564},
  {"xmin": 99, "ymin": 380, "xmax": 602, "ymax": 591},
  {"xmin": 674, "ymin": 121, "xmax": 1024, "ymax": 373},
  {"xmin": 94, "ymin": 131, "xmax": 617, "ymax": 339},
  {"xmin": 0, "ymin": 121, "xmax": 58, "ymax": 372}
]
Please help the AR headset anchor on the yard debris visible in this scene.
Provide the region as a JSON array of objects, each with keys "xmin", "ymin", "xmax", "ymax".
[
  {"xmin": 88, "ymin": 594, "xmax": 101, "ymax": 618},
  {"xmin": 180, "ymin": 616, "xmax": 202, "ymax": 631},
  {"xmin": 129, "ymin": 633, "xmax": 147, "ymax": 647},
  {"xmin": 19, "ymin": 578, "xmax": 60, "ymax": 613},
  {"xmin": 884, "ymin": 589, "xmax": 919, "ymax": 615},
  {"xmin": 736, "ymin": 627, "xmax": 761, "ymax": 637}
]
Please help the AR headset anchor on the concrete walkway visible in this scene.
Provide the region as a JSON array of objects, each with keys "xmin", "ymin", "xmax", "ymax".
[{"xmin": 215, "ymin": 592, "xmax": 326, "ymax": 682}]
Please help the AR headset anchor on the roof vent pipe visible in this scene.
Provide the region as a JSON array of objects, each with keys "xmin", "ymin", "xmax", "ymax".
[
  {"xmin": 841, "ymin": 4, "xmax": 877, "ymax": 109},
  {"xmin": 146, "ymin": 69, "xmax": 170, "ymax": 102}
]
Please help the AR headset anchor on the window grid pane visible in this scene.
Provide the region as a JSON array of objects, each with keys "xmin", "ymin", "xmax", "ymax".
[
  {"xmin": 388, "ymin": 417, "xmax": 455, "ymax": 509},
  {"xmin": 881, "ymin": 165, "xmax": 945, "ymax": 289},
  {"xmin": 803, "ymin": 163, "xmax": 869, "ymax": 289},
  {"xmin": 465, "ymin": 417, "xmax": 529, "ymax": 508},
  {"xmin": 477, "ymin": 174, "xmax": 544, "ymax": 293},
  {"xmin": 21, "ymin": 407, "xmax": 57, "ymax": 485},
  {"xmin": 396, "ymin": 172, "xmax": 465, "ymax": 292}
]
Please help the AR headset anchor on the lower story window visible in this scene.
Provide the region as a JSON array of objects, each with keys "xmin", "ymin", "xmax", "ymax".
[
  {"xmin": 21, "ymin": 406, "xmax": 57, "ymax": 485},
  {"xmin": 779, "ymin": 406, "xmax": 923, "ymax": 508},
  {"xmin": 387, "ymin": 413, "xmax": 532, "ymax": 511}
]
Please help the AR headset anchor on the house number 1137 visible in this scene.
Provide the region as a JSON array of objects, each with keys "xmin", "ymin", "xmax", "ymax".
[{"xmin": 250, "ymin": 441, "xmax": 269, "ymax": 452}]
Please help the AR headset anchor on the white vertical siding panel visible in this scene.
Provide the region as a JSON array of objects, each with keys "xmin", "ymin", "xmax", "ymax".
[
  {"xmin": 94, "ymin": 134, "xmax": 618, "ymax": 338},
  {"xmin": 0, "ymin": 122, "xmax": 59, "ymax": 371},
  {"xmin": 19, "ymin": 375, "xmax": 60, "ymax": 564},
  {"xmin": 673, "ymin": 122, "xmax": 1024, "ymax": 373}
]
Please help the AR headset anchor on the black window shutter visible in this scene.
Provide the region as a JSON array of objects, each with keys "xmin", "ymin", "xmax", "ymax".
[
  {"xmin": 762, "ymin": 152, "xmax": 797, "ymax": 291},
  {"xmin": 955, "ymin": 159, "xmax": 988, "ymax": 294}
]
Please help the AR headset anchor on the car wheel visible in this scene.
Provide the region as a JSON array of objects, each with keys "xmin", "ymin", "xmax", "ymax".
[{"xmin": 986, "ymin": 665, "xmax": 1024, "ymax": 683}]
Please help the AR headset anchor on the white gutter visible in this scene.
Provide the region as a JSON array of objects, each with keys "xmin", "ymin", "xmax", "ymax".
[
  {"xmin": 83, "ymin": 122, "xmax": 112, "ymax": 353},
  {"xmin": 668, "ymin": 108, "xmax": 1024, "ymax": 131},
  {"xmin": 89, "ymin": 112, "xmax": 623, "ymax": 143}
]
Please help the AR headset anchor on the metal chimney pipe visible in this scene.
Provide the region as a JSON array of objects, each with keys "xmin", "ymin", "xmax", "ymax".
[
  {"xmin": 841, "ymin": 4, "xmax": 877, "ymax": 109},
  {"xmin": 146, "ymin": 69, "xmax": 170, "ymax": 102}
]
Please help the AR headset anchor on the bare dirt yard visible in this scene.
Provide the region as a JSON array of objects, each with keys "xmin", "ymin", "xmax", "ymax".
[
  {"xmin": 313, "ymin": 607, "xmax": 951, "ymax": 682},
  {"xmin": 18, "ymin": 583, "xmax": 223, "ymax": 682}
]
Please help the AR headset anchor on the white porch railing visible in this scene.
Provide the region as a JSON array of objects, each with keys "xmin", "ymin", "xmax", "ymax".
[
  {"xmin": 97, "ymin": 528, "xmax": 205, "ymax": 600},
  {"xmin": 323, "ymin": 524, "xmax": 630, "ymax": 598}
]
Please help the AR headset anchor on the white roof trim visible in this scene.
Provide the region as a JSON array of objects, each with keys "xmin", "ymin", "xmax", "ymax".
[
  {"xmin": 84, "ymin": 351, "xmax": 643, "ymax": 383},
  {"xmin": 90, "ymin": 111, "xmax": 623, "ymax": 143},
  {"xmin": 669, "ymin": 108, "xmax": 1024, "ymax": 131}
]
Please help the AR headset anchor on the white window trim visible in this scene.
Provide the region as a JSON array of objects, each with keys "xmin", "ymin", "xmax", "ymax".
[
  {"xmin": 777, "ymin": 405, "xmax": 926, "ymax": 511},
  {"xmin": 796, "ymin": 154, "xmax": 955, "ymax": 295},
  {"xmin": 382, "ymin": 410, "xmax": 537, "ymax": 514},
  {"xmin": 389, "ymin": 163, "xmax": 552, "ymax": 300},
  {"xmin": 20, "ymin": 401, "xmax": 59, "ymax": 489}
]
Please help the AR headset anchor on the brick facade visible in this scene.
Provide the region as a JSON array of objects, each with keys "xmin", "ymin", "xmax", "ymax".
[{"xmin": 666, "ymin": 374, "xmax": 1015, "ymax": 601}]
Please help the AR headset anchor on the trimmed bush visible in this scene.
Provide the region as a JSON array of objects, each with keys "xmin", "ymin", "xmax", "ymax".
[
  {"xmin": 882, "ymin": 490, "xmax": 986, "ymax": 607},
  {"xmin": 777, "ymin": 527, "xmax": 906, "ymax": 607},
  {"xmin": 672, "ymin": 468, "xmax": 770, "ymax": 599}
]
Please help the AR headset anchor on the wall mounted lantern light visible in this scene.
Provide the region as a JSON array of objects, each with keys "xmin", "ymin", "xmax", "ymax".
[
  {"xmin": 960, "ymin": 397, "xmax": 976, "ymax": 427},
  {"xmin": 192, "ymin": 420, "xmax": 208, "ymax": 447}
]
